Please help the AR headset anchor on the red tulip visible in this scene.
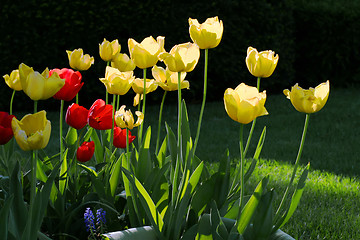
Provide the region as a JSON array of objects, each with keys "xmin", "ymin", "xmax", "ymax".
[
  {"xmin": 113, "ymin": 127, "xmax": 136, "ymax": 148},
  {"xmin": 76, "ymin": 141, "xmax": 95, "ymax": 162},
  {"xmin": 0, "ymin": 111, "xmax": 15, "ymax": 145},
  {"xmin": 65, "ymin": 103, "xmax": 88, "ymax": 129},
  {"xmin": 50, "ymin": 68, "xmax": 83, "ymax": 101},
  {"xmin": 88, "ymin": 99, "xmax": 113, "ymax": 130}
]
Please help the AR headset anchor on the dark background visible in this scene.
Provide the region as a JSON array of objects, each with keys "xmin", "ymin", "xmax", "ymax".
[{"xmin": 1, "ymin": 0, "xmax": 359, "ymax": 111}]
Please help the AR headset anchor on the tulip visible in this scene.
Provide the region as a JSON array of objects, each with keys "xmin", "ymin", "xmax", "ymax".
[
  {"xmin": 111, "ymin": 53, "xmax": 136, "ymax": 72},
  {"xmin": 66, "ymin": 48, "xmax": 94, "ymax": 71},
  {"xmin": 49, "ymin": 68, "xmax": 83, "ymax": 101},
  {"xmin": 115, "ymin": 105, "xmax": 144, "ymax": 130},
  {"xmin": 99, "ymin": 66, "xmax": 134, "ymax": 95},
  {"xmin": 113, "ymin": 127, "xmax": 136, "ymax": 148},
  {"xmin": 131, "ymin": 78, "xmax": 158, "ymax": 95},
  {"xmin": 224, "ymin": 83, "xmax": 268, "ymax": 124},
  {"xmin": 76, "ymin": 141, "xmax": 95, "ymax": 162},
  {"xmin": 283, "ymin": 80, "xmax": 330, "ymax": 114},
  {"xmin": 3, "ymin": 69, "xmax": 22, "ymax": 91},
  {"xmin": 128, "ymin": 36, "xmax": 165, "ymax": 69},
  {"xmin": 159, "ymin": 42, "xmax": 200, "ymax": 72},
  {"xmin": 11, "ymin": 110, "xmax": 51, "ymax": 151},
  {"xmin": 245, "ymin": 46, "xmax": 279, "ymax": 78},
  {"xmin": 65, "ymin": 103, "xmax": 88, "ymax": 129},
  {"xmin": 88, "ymin": 99, "xmax": 113, "ymax": 130},
  {"xmin": 0, "ymin": 112, "xmax": 15, "ymax": 145},
  {"xmin": 152, "ymin": 65, "xmax": 189, "ymax": 91},
  {"xmin": 99, "ymin": 38, "xmax": 121, "ymax": 62},
  {"xmin": 18, "ymin": 63, "xmax": 65, "ymax": 101},
  {"xmin": 189, "ymin": 16, "xmax": 224, "ymax": 49}
]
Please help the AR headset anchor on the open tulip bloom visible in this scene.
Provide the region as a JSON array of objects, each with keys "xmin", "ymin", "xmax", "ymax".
[
  {"xmin": 11, "ymin": 110, "xmax": 51, "ymax": 151},
  {"xmin": 113, "ymin": 126, "xmax": 136, "ymax": 148},
  {"xmin": 100, "ymin": 66, "xmax": 134, "ymax": 95},
  {"xmin": 50, "ymin": 68, "xmax": 83, "ymax": 101},
  {"xmin": 189, "ymin": 16, "xmax": 224, "ymax": 49},
  {"xmin": 66, "ymin": 48, "xmax": 95, "ymax": 71},
  {"xmin": 246, "ymin": 46, "xmax": 279, "ymax": 78},
  {"xmin": 88, "ymin": 99, "xmax": 114, "ymax": 130},
  {"xmin": 152, "ymin": 65, "xmax": 189, "ymax": 91},
  {"xmin": 284, "ymin": 80, "xmax": 330, "ymax": 114},
  {"xmin": 19, "ymin": 63, "xmax": 65, "ymax": 101},
  {"xmin": 115, "ymin": 105, "xmax": 144, "ymax": 130}
]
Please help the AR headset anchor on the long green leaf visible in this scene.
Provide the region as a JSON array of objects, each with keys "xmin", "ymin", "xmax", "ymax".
[
  {"xmin": 156, "ymin": 135, "xmax": 168, "ymax": 168},
  {"xmin": 237, "ymin": 176, "xmax": 268, "ymax": 234},
  {"xmin": 276, "ymin": 163, "xmax": 310, "ymax": 230},
  {"xmin": 122, "ymin": 168, "xmax": 164, "ymax": 233},
  {"xmin": 102, "ymin": 226, "xmax": 157, "ymax": 240},
  {"xmin": 253, "ymin": 126, "xmax": 266, "ymax": 160},
  {"xmin": 0, "ymin": 195, "xmax": 13, "ymax": 240},
  {"xmin": 137, "ymin": 126, "xmax": 152, "ymax": 183},
  {"xmin": 165, "ymin": 122, "xmax": 177, "ymax": 169},
  {"xmin": 91, "ymin": 128, "xmax": 104, "ymax": 163},
  {"xmin": 109, "ymin": 154, "xmax": 124, "ymax": 197},
  {"xmin": 269, "ymin": 229, "xmax": 295, "ymax": 240},
  {"xmin": 181, "ymin": 100, "xmax": 192, "ymax": 166},
  {"xmin": 59, "ymin": 149, "xmax": 68, "ymax": 194}
]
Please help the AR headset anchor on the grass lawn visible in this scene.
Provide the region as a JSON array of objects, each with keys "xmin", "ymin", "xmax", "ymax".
[{"xmin": 11, "ymin": 87, "xmax": 360, "ymax": 239}]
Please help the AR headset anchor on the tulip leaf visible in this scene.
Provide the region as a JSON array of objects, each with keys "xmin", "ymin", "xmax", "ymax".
[
  {"xmin": 59, "ymin": 149, "xmax": 68, "ymax": 195},
  {"xmin": 109, "ymin": 154, "xmax": 125, "ymax": 197},
  {"xmin": 253, "ymin": 126, "xmax": 266, "ymax": 160},
  {"xmin": 91, "ymin": 129, "xmax": 104, "ymax": 163},
  {"xmin": 275, "ymin": 163, "xmax": 310, "ymax": 231},
  {"xmin": 269, "ymin": 229, "xmax": 295, "ymax": 240},
  {"xmin": 83, "ymin": 127, "xmax": 93, "ymax": 141},
  {"xmin": 0, "ymin": 195, "xmax": 13, "ymax": 240},
  {"xmin": 65, "ymin": 126, "xmax": 78, "ymax": 146},
  {"xmin": 210, "ymin": 201, "xmax": 229, "ymax": 240},
  {"xmin": 122, "ymin": 168, "xmax": 164, "ymax": 235},
  {"xmin": 181, "ymin": 100, "xmax": 192, "ymax": 165},
  {"xmin": 237, "ymin": 175, "xmax": 268, "ymax": 234},
  {"xmin": 137, "ymin": 126, "xmax": 152, "ymax": 183},
  {"xmin": 165, "ymin": 122, "xmax": 177, "ymax": 169},
  {"xmin": 156, "ymin": 135, "xmax": 168, "ymax": 168}
]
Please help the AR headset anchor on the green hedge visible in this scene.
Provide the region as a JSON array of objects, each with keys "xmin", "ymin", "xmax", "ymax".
[{"xmin": 1, "ymin": 0, "xmax": 358, "ymax": 111}]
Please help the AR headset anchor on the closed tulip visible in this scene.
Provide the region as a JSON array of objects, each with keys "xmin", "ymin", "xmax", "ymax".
[
  {"xmin": 245, "ymin": 46, "xmax": 279, "ymax": 78},
  {"xmin": 99, "ymin": 66, "xmax": 134, "ymax": 95},
  {"xmin": 65, "ymin": 103, "xmax": 88, "ymax": 129},
  {"xmin": 0, "ymin": 111, "xmax": 15, "ymax": 145},
  {"xmin": 11, "ymin": 110, "xmax": 51, "ymax": 151},
  {"xmin": 224, "ymin": 83, "xmax": 268, "ymax": 124},
  {"xmin": 113, "ymin": 127, "xmax": 136, "ymax": 148},
  {"xmin": 19, "ymin": 63, "xmax": 65, "ymax": 101},
  {"xmin": 66, "ymin": 48, "xmax": 94, "ymax": 71},
  {"xmin": 152, "ymin": 65, "xmax": 189, "ymax": 91},
  {"xmin": 189, "ymin": 16, "xmax": 224, "ymax": 49},
  {"xmin": 128, "ymin": 36, "xmax": 165, "ymax": 69},
  {"xmin": 99, "ymin": 38, "xmax": 121, "ymax": 62},
  {"xmin": 111, "ymin": 53, "xmax": 136, "ymax": 72},
  {"xmin": 88, "ymin": 99, "xmax": 113, "ymax": 130},
  {"xmin": 3, "ymin": 69, "xmax": 22, "ymax": 91},
  {"xmin": 115, "ymin": 105, "xmax": 144, "ymax": 130},
  {"xmin": 76, "ymin": 141, "xmax": 95, "ymax": 162},
  {"xmin": 50, "ymin": 68, "xmax": 83, "ymax": 101},
  {"xmin": 159, "ymin": 42, "xmax": 200, "ymax": 72},
  {"xmin": 283, "ymin": 80, "xmax": 330, "ymax": 114},
  {"xmin": 131, "ymin": 78, "xmax": 158, "ymax": 95}
]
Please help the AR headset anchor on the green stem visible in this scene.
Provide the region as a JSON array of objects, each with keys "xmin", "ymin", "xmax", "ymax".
[
  {"xmin": 59, "ymin": 100, "xmax": 64, "ymax": 162},
  {"xmin": 275, "ymin": 113, "xmax": 310, "ymax": 217},
  {"xmin": 10, "ymin": 90, "xmax": 15, "ymax": 115},
  {"xmin": 177, "ymin": 71, "xmax": 182, "ymax": 164},
  {"xmin": 109, "ymin": 94, "xmax": 116, "ymax": 154},
  {"xmin": 31, "ymin": 150, "xmax": 38, "ymax": 204},
  {"xmin": 138, "ymin": 68, "xmax": 147, "ymax": 146},
  {"xmin": 236, "ymin": 124, "xmax": 245, "ymax": 224},
  {"xmin": 155, "ymin": 91, "xmax": 167, "ymax": 154},
  {"xmin": 34, "ymin": 100, "xmax": 38, "ymax": 113},
  {"xmin": 192, "ymin": 48, "xmax": 208, "ymax": 158},
  {"xmin": 76, "ymin": 94, "xmax": 79, "ymax": 105},
  {"xmin": 243, "ymin": 77, "xmax": 261, "ymax": 157}
]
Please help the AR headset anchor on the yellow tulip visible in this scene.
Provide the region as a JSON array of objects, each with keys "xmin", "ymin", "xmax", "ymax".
[
  {"xmin": 224, "ymin": 83, "xmax": 268, "ymax": 124},
  {"xmin": 3, "ymin": 69, "xmax": 22, "ymax": 91},
  {"xmin": 283, "ymin": 80, "xmax": 330, "ymax": 114},
  {"xmin": 99, "ymin": 66, "xmax": 134, "ymax": 95},
  {"xmin": 245, "ymin": 46, "xmax": 279, "ymax": 78},
  {"xmin": 131, "ymin": 78, "xmax": 158, "ymax": 95},
  {"xmin": 66, "ymin": 48, "xmax": 94, "ymax": 71},
  {"xmin": 115, "ymin": 105, "xmax": 144, "ymax": 130},
  {"xmin": 99, "ymin": 38, "xmax": 121, "ymax": 62},
  {"xmin": 111, "ymin": 53, "xmax": 136, "ymax": 72},
  {"xmin": 128, "ymin": 36, "xmax": 165, "ymax": 69},
  {"xmin": 152, "ymin": 65, "xmax": 189, "ymax": 91},
  {"xmin": 189, "ymin": 16, "xmax": 224, "ymax": 49},
  {"xmin": 11, "ymin": 110, "xmax": 51, "ymax": 151},
  {"xmin": 158, "ymin": 42, "xmax": 200, "ymax": 72},
  {"xmin": 18, "ymin": 63, "xmax": 65, "ymax": 101}
]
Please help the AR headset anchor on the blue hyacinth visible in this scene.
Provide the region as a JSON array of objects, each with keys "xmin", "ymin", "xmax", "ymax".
[
  {"xmin": 96, "ymin": 208, "xmax": 106, "ymax": 226},
  {"xmin": 84, "ymin": 207, "xmax": 95, "ymax": 233}
]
